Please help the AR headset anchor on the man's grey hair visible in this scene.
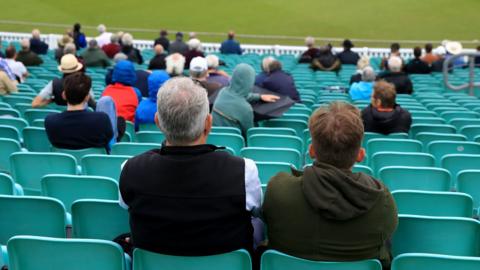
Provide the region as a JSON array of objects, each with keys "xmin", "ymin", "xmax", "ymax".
[
  {"xmin": 122, "ymin": 33, "xmax": 133, "ymax": 46},
  {"xmin": 361, "ymin": 66, "xmax": 376, "ymax": 82},
  {"xmin": 188, "ymin": 38, "xmax": 202, "ymax": 51},
  {"xmin": 88, "ymin": 39, "xmax": 98, "ymax": 48},
  {"xmin": 64, "ymin": 43, "xmax": 77, "ymax": 54},
  {"xmin": 113, "ymin": 53, "xmax": 128, "ymax": 63},
  {"xmin": 166, "ymin": 53, "xmax": 185, "ymax": 76},
  {"xmin": 110, "ymin": 34, "xmax": 119, "ymax": 44},
  {"xmin": 388, "ymin": 56, "xmax": 402, "ymax": 72},
  {"xmin": 97, "ymin": 24, "xmax": 106, "ymax": 34},
  {"xmin": 156, "ymin": 77, "xmax": 209, "ymax": 145},
  {"xmin": 206, "ymin": 55, "xmax": 219, "ymax": 69},
  {"xmin": 21, "ymin": 39, "xmax": 30, "ymax": 49},
  {"xmin": 305, "ymin": 36, "xmax": 315, "ymax": 47},
  {"xmin": 261, "ymin": 56, "xmax": 275, "ymax": 72}
]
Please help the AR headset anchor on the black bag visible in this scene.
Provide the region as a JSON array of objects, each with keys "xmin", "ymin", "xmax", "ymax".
[{"xmin": 113, "ymin": 233, "xmax": 133, "ymax": 257}]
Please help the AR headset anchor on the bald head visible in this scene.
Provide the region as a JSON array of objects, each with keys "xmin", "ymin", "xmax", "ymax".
[{"xmin": 154, "ymin": 44, "xmax": 164, "ymax": 55}]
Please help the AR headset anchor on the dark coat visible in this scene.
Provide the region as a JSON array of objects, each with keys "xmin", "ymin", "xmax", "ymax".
[
  {"xmin": 378, "ymin": 72, "xmax": 413, "ymax": 94},
  {"xmin": 29, "ymin": 38, "xmax": 49, "ymax": 55},
  {"xmin": 154, "ymin": 37, "xmax": 170, "ymax": 52},
  {"xmin": 404, "ymin": 58, "xmax": 431, "ymax": 74},
  {"xmin": 148, "ymin": 54, "xmax": 167, "ymax": 70},
  {"xmin": 261, "ymin": 70, "xmax": 301, "ymax": 102},
  {"xmin": 337, "ymin": 50, "xmax": 360, "ymax": 65},
  {"xmin": 362, "ymin": 104, "xmax": 412, "ymax": 134}
]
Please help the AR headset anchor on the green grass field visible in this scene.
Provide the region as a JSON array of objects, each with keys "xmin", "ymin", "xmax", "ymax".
[{"xmin": 2, "ymin": 0, "xmax": 480, "ymax": 47}]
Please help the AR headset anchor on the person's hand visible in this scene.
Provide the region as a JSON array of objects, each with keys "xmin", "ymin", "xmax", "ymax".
[{"xmin": 260, "ymin": 94, "xmax": 280, "ymax": 103}]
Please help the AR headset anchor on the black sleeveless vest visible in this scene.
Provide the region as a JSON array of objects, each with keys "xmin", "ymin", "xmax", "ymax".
[{"xmin": 119, "ymin": 144, "xmax": 253, "ymax": 255}]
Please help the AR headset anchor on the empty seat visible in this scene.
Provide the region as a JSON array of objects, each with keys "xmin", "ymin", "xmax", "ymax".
[
  {"xmin": 459, "ymin": 125, "xmax": 480, "ymax": 140},
  {"xmin": 0, "ymin": 118, "xmax": 28, "ymax": 137},
  {"xmin": 0, "ymin": 108, "xmax": 20, "ymax": 118},
  {"xmin": 441, "ymin": 154, "xmax": 480, "ymax": 188},
  {"xmin": 410, "ymin": 124, "xmax": 456, "ymax": 137},
  {"xmin": 416, "ymin": 132, "xmax": 467, "ymax": 149},
  {"xmin": 81, "ymin": 155, "xmax": 130, "ymax": 182},
  {"xmin": 0, "ymin": 138, "xmax": 21, "ymax": 173},
  {"xmin": 371, "ymin": 152, "xmax": 435, "ymax": 177},
  {"xmin": 211, "ymin": 126, "xmax": 242, "ymax": 135},
  {"xmin": 52, "ymin": 147, "xmax": 107, "ymax": 164},
  {"xmin": 248, "ymin": 134, "xmax": 303, "ymax": 153},
  {"xmin": 0, "ymin": 125, "xmax": 20, "ymax": 142},
  {"xmin": 263, "ymin": 119, "xmax": 308, "ymax": 137},
  {"xmin": 379, "ymin": 166, "xmax": 451, "ymax": 192},
  {"xmin": 392, "ymin": 253, "xmax": 480, "ymax": 270},
  {"xmin": 247, "ymin": 127, "xmax": 297, "ymax": 138},
  {"xmin": 207, "ymin": 133, "xmax": 245, "ymax": 155},
  {"xmin": 428, "ymin": 141, "xmax": 480, "ymax": 166},
  {"xmin": 457, "ymin": 170, "xmax": 480, "ymax": 215},
  {"xmin": 24, "ymin": 109, "xmax": 60, "ymax": 125},
  {"xmin": 440, "ymin": 111, "xmax": 480, "ymax": 121},
  {"xmin": 22, "ymin": 127, "xmax": 51, "ymax": 152},
  {"xmin": 111, "ymin": 142, "xmax": 160, "ymax": 156},
  {"xmin": 256, "ymin": 162, "xmax": 293, "ymax": 185},
  {"xmin": 366, "ymin": 139, "xmax": 422, "ymax": 160},
  {"xmin": 0, "ymin": 173, "xmax": 15, "ymax": 195},
  {"xmin": 241, "ymin": 147, "xmax": 302, "ymax": 169},
  {"xmin": 135, "ymin": 131, "xmax": 165, "ymax": 143},
  {"xmin": 362, "ymin": 132, "xmax": 408, "ymax": 148}
]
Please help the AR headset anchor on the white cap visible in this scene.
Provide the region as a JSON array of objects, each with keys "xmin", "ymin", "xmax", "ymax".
[
  {"xmin": 189, "ymin": 57, "xmax": 208, "ymax": 72},
  {"xmin": 445, "ymin": 41, "xmax": 463, "ymax": 55}
]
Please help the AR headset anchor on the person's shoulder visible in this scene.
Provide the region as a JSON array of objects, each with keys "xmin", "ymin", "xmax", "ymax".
[{"xmin": 268, "ymin": 171, "xmax": 301, "ymax": 192}]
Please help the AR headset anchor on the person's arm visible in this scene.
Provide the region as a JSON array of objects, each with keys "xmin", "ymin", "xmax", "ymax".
[
  {"xmin": 118, "ymin": 160, "xmax": 130, "ymax": 210},
  {"xmin": 31, "ymin": 81, "xmax": 53, "ymax": 108},
  {"xmin": 244, "ymin": 158, "xmax": 262, "ymax": 216},
  {"xmin": 246, "ymin": 93, "xmax": 279, "ymax": 103}
]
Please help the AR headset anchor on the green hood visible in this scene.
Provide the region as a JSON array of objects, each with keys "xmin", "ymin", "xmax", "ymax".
[
  {"xmin": 224, "ymin": 63, "xmax": 255, "ymax": 98},
  {"xmin": 302, "ymin": 161, "xmax": 384, "ymax": 221}
]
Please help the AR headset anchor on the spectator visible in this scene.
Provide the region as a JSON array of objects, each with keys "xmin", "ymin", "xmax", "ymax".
[
  {"xmin": 72, "ymin": 23, "xmax": 87, "ymax": 49},
  {"xmin": 445, "ymin": 41, "xmax": 466, "ymax": 68},
  {"xmin": 45, "ymin": 73, "xmax": 114, "ymax": 151},
  {"xmin": 378, "ymin": 56, "xmax": 413, "ymax": 94},
  {"xmin": 102, "ymin": 60, "xmax": 142, "ymax": 122},
  {"xmin": 102, "ymin": 34, "xmax": 121, "ymax": 59},
  {"xmin": 299, "ymin": 36, "xmax": 320, "ymax": 63},
  {"xmin": 105, "ymin": 53, "xmax": 150, "ymax": 97},
  {"xmin": 337, "ymin": 39, "xmax": 360, "ymax": 65},
  {"xmin": 349, "ymin": 56, "xmax": 370, "ymax": 85},
  {"xmin": 63, "ymin": 43, "xmax": 86, "ymax": 72},
  {"xmin": 349, "ymin": 66, "xmax": 375, "ymax": 101},
  {"xmin": 96, "ymin": 24, "xmax": 112, "ymax": 48},
  {"xmin": 4, "ymin": 46, "xmax": 28, "ymax": 82},
  {"xmin": 81, "ymin": 39, "xmax": 111, "ymax": 68},
  {"xmin": 475, "ymin": 46, "xmax": 480, "ymax": 67},
  {"xmin": 261, "ymin": 60, "xmax": 301, "ymax": 102},
  {"xmin": 421, "ymin": 43, "xmax": 439, "ymax": 65},
  {"xmin": 148, "ymin": 45, "xmax": 167, "ymax": 70},
  {"xmin": 29, "ymin": 29, "xmax": 48, "ymax": 55},
  {"xmin": 381, "ymin": 43, "xmax": 404, "ymax": 70},
  {"xmin": 184, "ymin": 38, "xmax": 204, "ymax": 69},
  {"xmin": 263, "ymin": 102, "xmax": 398, "ymax": 269},
  {"xmin": 32, "ymin": 54, "xmax": 95, "ymax": 108},
  {"xmin": 404, "ymin": 47, "xmax": 431, "ymax": 74},
  {"xmin": 311, "ymin": 45, "xmax": 341, "ymax": 71},
  {"xmin": 55, "ymin": 35, "xmax": 74, "ymax": 63},
  {"xmin": 154, "ymin": 30, "xmax": 170, "ymax": 52},
  {"xmin": 219, "ymin": 31, "xmax": 242, "ymax": 55},
  {"xmin": 206, "ymin": 55, "xmax": 230, "ymax": 87},
  {"xmin": 119, "ymin": 77, "xmax": 261, "ymax": 256},
  {"xmin": 0, "ymin": 57, "xmax": 16, "ymax": 82},
  {"xmin": 121, "ymin": 33, "xmax": 143, "ymax": 64},
  {"xmin": 190, "ymin": 57, "xmax": 222, "ymax": 99},
  {"xmin": 0, "ymin": 70, "xmax": 18, "ymax": 96},
  {"xmin": 135, "ymin": 71, "xmax": 170, "ymax": 128},
  {"xmin": 0, "ymin": 37, "xmax": 4, "ymax": 58},
  {"xmin": 16, "ymin": 39, "xmax": 43, "ymax": 66},
  {"xmin": 431, "ymin": 46, "xmax": 448, "ymax": 72},
  {"xmin": 255, "ymin": 56, "xmax": 275, "ymax": 86},
  {"xmin": 169, "ymin": 32, "xmax": 188, "ymax": 56},
  {"xmin": 165, "ymin": 53, "xmax": 185, "ymax": 77},
  {"xmin": 362, "ymin": 80, "xmax": 412, "ymax": 134},
  {"xmin": 189, "ymin": 32, "xmax": 197, "ymax": 40}
]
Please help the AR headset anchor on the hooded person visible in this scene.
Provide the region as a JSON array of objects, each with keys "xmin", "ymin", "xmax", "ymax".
[
  {"xmin": 102, "ymin": 60, "xmax": 142, "ymax": 122},
  {"xmin": 263, "ymin": 102, "xmax": 398, "ymax": 269},
  {"xmin": 135, "ymin": 71, "xmax": 170, "ymax": 129}
]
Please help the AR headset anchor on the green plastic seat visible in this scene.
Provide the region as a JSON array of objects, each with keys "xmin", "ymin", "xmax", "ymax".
[
  {"xmin": 353, "ymin": 164, "xmax": 373, "ymax": 175},
  {"xmin": 371, "ymin": 152, "xmax": 435, "ymax": 177},
  {"xmin": 135, "ymin": 131, "xmax": 165, "ymax": 143},
  {"xmin": 412, "ymin": 117, "xmax": 446, "ymax": 125},
  {"xmin": 10, "ymin": 152, "xmax": 77, "ymax": 195},
  {"xmin": 248, "ymin": 134, "xmax": 303, "ymax": 153},
  {"xmin": 52, "ymin": 147, "xmax": 107, "ymax": 164},
  {"xmin": 81, "ymin": 154, "xmax": 130, "ymax": 182},
  {"xmin": 111, "ymin": 142, "xmax": 160, "ymax": 156},
  {"xmin": 457, "ymin": 170, "xmax": 480, "ymax": 214},
  {"xmin": 71, "ymin": 199, "xmax": 129, "ymax": 240},
  {"xmin": 1, "ymin": 95, "xmax": 33, "ymax": 106},
  {"xmin": 0, "ymin": 173, "xmax": 15, "ymax": 195},
  {"xmin": 379, "ymin": 166, "xmax": 451, "ymax": 192},
  {"xmin": 211, "ymin": 126, "xmax": 242, "ymax": 135},
  {"xmin": 138, "ymin": 123, "xmax": 158, "ymax": 131},
  {"xmin": 0, "ymin": 125, "xmax": 20, "ymax": 142},
  {"xmin": 459, "ymin": 125, "xmax": 480, "ymax": 140},
  {"xmin": 133, "ymin": 248, "xmax": 252, "ymax": 270},
  {"xmin": 241, "ymin": 147, "xmax": 302, "ymax": 169},
  {"xmin": 449, "ymin": 118, "xmax": 480, "ymax": 130},
  {"xmin": 256, "ymin": 162, "xmax": 293, "ymax": 185},
  {"xmin": 262, "ymin": 119, "xmax": 308, "ymax": 137},
  {"xmin": 22, "ymin": 127, "xmax": 52, "ymax": 152},
  {"xmin": 280, "ymin": 113, "xmax": 310, "ymax": 123},
  {"xmin": 261, "ymin": 250, "xmax": 382, "ymax": 270},
  {"xmin": 440, "ymin": 111, "xmax": 480, "ymax": 121},
  {"xmin": 0, "ymin": 108, "xmax": 20, "ymax": 118},
  {"xmin": 247, "ymin": 127, "xmax": 297, "ymax": 138},
  {"xmin": 391, "ymin": 215, "xmax": 480, "ymax": 257},
  {"xmin": 441, "ymin": 154, "xmax": 480, "ymax": 189},
  {"xmin": 362, "ymin": 132, "xmax": 409, "ymax": 148},
  {"xmin": 7, "ymin": 236, "xmax": 126, "ymax": 270},
  {"xmin": 41, "ymin": 174, "xmax": 118, "ymax": 212},
  {"xmin": 23, "ymin": 109, "xmax": 60, "ymax": 125},
  {"xmin": 0, "ymin": 195, "xmax": 66, "ymax": 245},
  {"xmin": 409, "ymin": 110, "xmax": 437, "ymax": 118},
  {"xmin": 428, "ymin": 141, "xmax": 480, "ymax": 166},
  {"xmin": 0, "ymin": 118, "xmax": 28, "ymax": 137},
  {"xmin": 416, "ymin": 132, "xmax": 467, "ymax": 150},
  {"xmin": 207, "ymin": 133, "xmax": 245, "ymax": 155},
  {"xmin": 392, "ymin": 190, "xmax": 473, "ymax": 217},
  {"xmin": 366, "ymin": 139, "xmax": 422, "ymax": 161},
  {"xmin": 0, "ymin": 138, "xmax": 21, "ymax": 173},
  {"xmin": 125, "ymin": 121, "xmax": 136, "ymax": 141},
  {"xmin": 410, "ymin": 124, "xmax": 457, "ymax": 138},
  {"xmin": 392, "ymin": 253, "xmax": 480, "ymax": 270}
]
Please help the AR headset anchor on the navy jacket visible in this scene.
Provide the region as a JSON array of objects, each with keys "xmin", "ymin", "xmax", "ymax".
[
  {"xmin": 261, "ymin": 70, "xmax": 301, "ymax": 102},
  {"xmin": 220, "ymin": 39, "xmax": 242, "ymax": 55},
  {"xmin": 30, "ymin": 38, "xmax": 49, "ymax": 55}
]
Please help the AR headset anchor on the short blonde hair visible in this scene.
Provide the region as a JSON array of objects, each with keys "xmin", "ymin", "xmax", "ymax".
[
  {"xmin": 31, "ymin": 29, "xmax": 40, "ymax": 39},
  {"xmin": 122, "ymin": 33, "xmax": 133, "ymax": 46},
  {"xmin": 166, "ymin": 53, "xmax": 185, "ymax": 76}
]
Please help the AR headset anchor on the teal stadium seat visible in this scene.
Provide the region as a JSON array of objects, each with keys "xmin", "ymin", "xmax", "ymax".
[
  {"xmin": 0, "ymin": 118, "xmax": 28, "ymax": 137},
  {"xmin": 0, "ymin": 108, "xmax": 20, "ymax": 118},
  {"xmin": 211, "ymin": 126, "xmax": 242, "ymax": 135},
  {"xmin": 241, "ymin": 147, "xmax": 302, "ymax": 169},
  {"xmin": 0, "ymin": 138, "xmax": 21, "ymax": 173},
  {"xmin": 247, "ymin": 127, "xmax": 297, "ymax": 138},
  {"xmin": 81, "ymin": 155, "xmax": 130, "ymax": 182},
  {"xmin": 441, "ymin": 154, "xmax": 480, "ymax": 189},
  {"xmin": 111, "ymin": 143, "xmax": 160, "ymax": 156},
  {"xmin": 371, "ymin": 152, "xmax": 435, "ymax": 177},
  {"xmin": 256, "ymin": 162, "xmax": 293, "ymax": 185},
  {"xmin": 362, "ymin": 132, "xmax": 408, "ymax": 148},
  {"xmin": 23, "ymin": 109, "xmax": 60, "ymax": 125},
  {"xmin": 263, "ymin": 119, "xmax": 308, "ymax": 137},
  {"xmin": 379, "ymin": 166, "xmax": 451, "ymax": 192},
  {"xmin": 135, "ymin": 131, "xmax": 165, "ymax": 144},
  {"xmin": 392, "ymin": 253, "xmax": 480, "ymax": 270},
  {"xmin": 0, "ymin": 125, "xmax": 20, "ymax": 142},
  {"xmin": 0, "ymin": 174, "xmax": 15, "ymax": 195},
  {"xmin": 457, "ymin": 170, "xmax": 480, "ymax": 215},
  {"xmin": 352, "ymin": 165, "xmax": 374, "ymax": 175},
  {"xmin": 459, "ymin": 125, "xmax": 480, "ymax": 140},
  {"xmin": 428, "ymin": 141, "xmax": 480, "ymax": 166},
  {"xmin": 52, "ymin": 147, "xmax": 107, "ymax": 164},
  {"xmin": 207, "ymin": 133, "xmax": 245, "ymax": 155},
  {"xmin": 366, "ymin": 139, "xmax": 422, "ymax": 160},
  {"xmin": 138, "ymin": 123, "xmax": 158, "ymax": 131},
  {"xmin": 410, "ymin": 124, "xmax": 457, "ymax": 137},
  {"xmin": 22, "ymin": 127, "xmax": 51, "ymax": 152},
  {"xmin": 248, "ymin": 134, "xmax": 303, "ymax": 153}
]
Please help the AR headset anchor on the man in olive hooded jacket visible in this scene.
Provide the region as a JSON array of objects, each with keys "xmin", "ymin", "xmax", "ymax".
[{"xmin": 263, "ymin": 102, "xmax": 398, "ymax": 268}]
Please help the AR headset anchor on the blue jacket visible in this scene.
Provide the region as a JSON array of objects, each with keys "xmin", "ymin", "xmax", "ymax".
[
  {"xmin": 261, "ymin": 70, "xmax": 301, "ymax": 102},
  {"xmin": 135, "ymin": 71, "xmax": 170, "ymax": 128},
  {"xmin": 111, "ymin": 60, "xmax": 142, "ymax": 102},
  {"xmin": 349, "ymin": 81, "xmax": 374, "ymax": 100},
  {"xmin": 220, "ymin": 39, "xmax": 242, "ymax": 55}
]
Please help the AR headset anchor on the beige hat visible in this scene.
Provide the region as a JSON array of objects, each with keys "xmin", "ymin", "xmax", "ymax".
[
  {"xmin": 445, "ymin": 41, "xmax": 463, "ymax": 55},
  {"xmin": 58, "ymin": 35, "xmax": 73, "ymax": 47},
  {"xmin": 58, "ymin": 54, "xmax": 83, "ymax": 74}
]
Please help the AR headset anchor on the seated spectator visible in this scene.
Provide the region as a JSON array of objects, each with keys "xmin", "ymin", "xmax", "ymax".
[
  {"xmin": 445, "ymin": 41, "xmax": 466, "ymax": 68},
  {"xmin": 475, "ymin": 46, "xmax": 480, "ymax": 67},
  {"xmin": 32, "ymin": 54, "xmax": 94, "ymax": 108},
  {"xmin": 105, "ymin": 53, "xmax": 150, "ymax": 97},
  {"xmin": 263, "ymin": 102, "xmax": 397, "ymax": 268},
  {"xmin": 135, "ymin": 71, "xmax": 170, "ymax": 128},
  {"xmin": 431, "ymin": 46, "xmax": 448, "ymax": 72},
  {"xmin": 206, "ymin": 55, "xmax": 230, "ymax": 87},
  {"xmin": 299, "ymin": 36, "xmax": 320, "ymax": 63},
  {"xmin": 45, "ymin": 73, "xmax": 114, "ymax": 151},
  {"xmin": 4, "ymin": 46, "xmax": 28, "ymax": 82},
  {"xmin": 148, "ymin": 45, "xmax": 167, "ymax": 70},
  {"xmin": 421, "ymin": 43, "xmax": 439, "ymax": 65},
  {"xmin": 169, "ymin": 32, "xmax": 188, "ymax": 56},
  {"xmin": 55, "ymin": 35, "xmax": 74, "ymax": 63},
  {"xmin": 0, "ymin": 37, "xmax": 4, "ymax": 58},
  {"xmin": 261, "ymin": 60, "xmax": 301, "ymax": 102},
  {"xmin": 378, "ymin": 56, "xmax": 413, "ymax": 94},
  {"xmin": 96, "ymin": 24, "xmax": 112, "ymax": 48},
  {"xmin": 29, "ymin": 29, "xmax": 48, "ymax": 55},
  {"xmin": 102, "ymin": 34, "xmax": 121, "ymax": 59},
  {"xmin": 362, "ymin": 81, "xmax": 412, "ymax": 134},
  {"xmin": 119, "ymin": 77, "xmax": 261, "ymax": 256},
  {"xmin": 81, "ymin": 40, "xmax": 111, "ymax": 68},
  {"xmin": 220, "ymin": 31, "xmax": 242, "ymax": 55},
  {"xmin": 121, "ymin": 33, "xmax": 143, "ymax": 64},
  {"xmin": 349, "ymin": 66, "xmax": 375, "ymax": 100},
  {"xmin": 184, "ymin": 38, "xmax": 204, "ymax": 69},
  {"xmin": 404, "ymin": 47, "xmax": 430, "ymax": 74},
  {"xmin": 255, "ymin": 57, "xmax": 274, "ymax": 86},
  {"xmin": 190, "ymin": 57, "xmax": 222, "ymax": 99},
  {"xmin": 337, "ymin": 39, "xmax": 360, "ymax": 65},
  {"xmin": 102, "ymin": 60, "xmax": 142, "ymax": 122},
  {"xmin": 380, "ymin": 43, "xmax": 404, "ymax": 70},
  {"xmin": 0, "ymin": 70, "xmax": 18, "ymax": 96},
  {"xmin": 311, "ymin": 45, "xmax": 341, "ymax": 71},
  {"xmin": 189, "ymin": 32, "xmax": 197, "ymax": 40},
  {"xmin": 165, "ymin": 53, "xmax": 185, "ymax": 77},
  {"xmin": 72, "ymin": 23, "xmax": 87, "ymax": 49},
  {"xmin": 154, "ymin": 30, "xmax": 169, "ymax": 52},
  {"xmin": 16, "ymin": 39, "xmax": 43, "ymax": 66},
  {"xmin": 349, "ymin": 56, "xmax": 370, "ymax": 85},
  {"xmin": 63, "ymin": 43, "xmax": 86, "ymax": 72}
]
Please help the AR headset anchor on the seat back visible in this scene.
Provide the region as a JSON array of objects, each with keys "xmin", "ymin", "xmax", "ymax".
[
  {"xmin": 262, "ymin": 119, "xmax": 308, "ymax": 137},
  {"xmin": 52, "ymin": 147, "xmax": 107, "ymax": 163},
  {"xmin": 379, "ymin": 166, "xmax": 451, "ymax": 192},
  {"xmin": 256, "ymin": 162, "xmax": 293, "ymax": 185},
  {"xmin": 111, "ymin": 143, "xmax": 160, "ymax": 156},
  {"xmin": 0, "ymin": 138, "xmax": 21, "ymax": 173},
  {"xmin": 211, "ymin": 126, "xmax": 242, "ymax": 135},
  {"xmin": 135, "ymin": 131, "xmax": 165, "ymax": 143},
  {"xmin": 416, "ymin": 132, "xmax": 467, "ymax": 149},
  {"xmin": 441, "ymin": 154, "xmax": 480, "ymax": 189},
  {"xmin": 133, "ymin": 248, "xmax": 252, "ymax": 270},
  {"xmin": 362, "ymin": 132, "xmax": 408, "ymax": 148},
  {"xmin": 457, "ymin": 170, "xmax": 480, "ymax": 213},
  {"xmin": 0, "ymin": 173, "xmax": 15, "ymax": 195},
  {"xmin": 366, "ymin": 139, "xmax": 422, "ymax": 160},
  {"xmin": 392, "ymin": 253, "xmax": 480, "ymax": 270},
  {"xmin": 371, "ymin": 152, "xmax": 435, "ymax": 177},
  {"xmin": 0, "ymin": 117, "xmax": 28, "ymax": 137},
  {"xmin": 460, "ymin": 125, "xmax": 480, "ymax": 140},
  {"xmin": 22, "ymin": 127, "xmax": 52, "ymax": 152},
  {"xmin": 0, "ymin": 125, "xmax": 20, "ymax": 142},
  {"xmin": 81, "ymin": 154, "xmax": 131, "ymax": 182},
  {"xmin": 207, "ymin": 133, "xmax": 245, "ymax": 155},
  {"xmin": 248, "ymin": 134, "xmax": 303, "ymax": 153},
  {"xmin": 240, "ymin": 147, "xmax": 302, "ymax": 169},
  {"xmin": 24, "ymin": 109, "xmax": 60, "ymax": 125},
  {"xmin": 410, "ymin": 124, "xmax": 457, "ymax": 137},
  {"xmin": 247, "ymin": 127, "xmax": 297, "ymax": 138},
  {"xmin": 428, "ymin": 141, "xmax": 480, "ymax": 166},
  {"xmin": 7, "ymin": 236, "xmax": 126, "ymax": 270},
  {"xmin": 138, "ymin": 123, "xmax": 158, "ymax": 131}
]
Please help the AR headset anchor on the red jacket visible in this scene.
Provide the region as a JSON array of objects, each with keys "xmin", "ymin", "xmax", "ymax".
[
  {"xmin": 102, "ymin": 43, "xmax": 121, "ymax": 59},
  {"xmin": 102, "ymin": 83, "xmax": 139, "ymax": 122}
]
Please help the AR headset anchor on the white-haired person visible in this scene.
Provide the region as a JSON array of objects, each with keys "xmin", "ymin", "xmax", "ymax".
[
  {"xmin": 349, "ymin": 66, "xmax": 376, "ymax": 100},
  {"xmin": 349, "ymin": 55, "xmax": 370, "ymax": 85},
  {"xmin": 29, "ymin": 29, "xmax": 48, "ymax": 55},
  {"xmin": 121, "ymin": 33, "xmax": 143, "ymax": 64},
  {"xmin": 55, "ymin": 34, "xmax": 74, "ymax": 63},
  {"xmin": 206, "ymin": 55, "xmax": 230, "ymax": 87},
  {"xmin": 165, "ymin": 53, "xmax": 185, "ymax": 77},
  {"xmin": 148, "ymin": 44, "xmax": 167, "ymax": 70},
  {"xmin": 102, "ymin": 34, "xmax": 121, "ymax": 59},
  {"xmin": 299, "ymin": 36, "xmax": 321, "ymax": 63},
  {"xmin": 255, "ymin": 56, "xmax": 275, "ymax": 86},
  {"xmin": 184, "ymin": 38, "xmax": 204, "ymax": 69},
  {"xmin": 81, "ymin": 39, "xmax": 111, "ymax": 68},
  {"xmin": 378, "ymin": 56, "xmax": 413, "ymax": 94},
  {"xmin": 380, "ymin": 43, "xmax": 404, "ymax": 70},
  {"xmin": 96, "ymin": 24, "xmax": 112, "ymax": 48},
  {"xmin": 15, "ymin": 39, "xmax": 43, "ymax": 66}
]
